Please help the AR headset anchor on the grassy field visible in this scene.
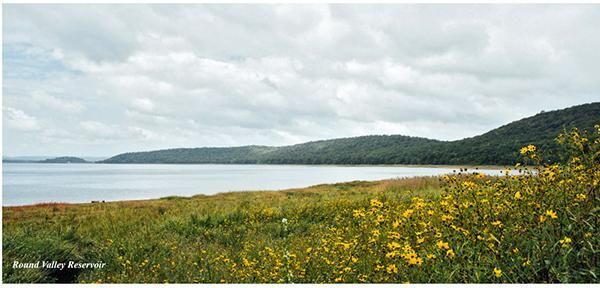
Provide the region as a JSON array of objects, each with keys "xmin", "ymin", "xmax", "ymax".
[{"xmin": 2, "ymin": 127, "xmax": 599, "ymax": 283}]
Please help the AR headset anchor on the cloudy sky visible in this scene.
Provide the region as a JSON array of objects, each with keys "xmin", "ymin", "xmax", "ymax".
[{"xmin": 3, "ymin": 4, "xmax": 600, "ymax": 157}]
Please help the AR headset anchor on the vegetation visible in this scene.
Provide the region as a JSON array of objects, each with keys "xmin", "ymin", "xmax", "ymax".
[
  {"xmin": 102, "ymin": 102, "xmax": 600, "ymax": 165},
  {"xmin": 3, "ymin": 156, "xmax": 89, "ymax": 164},
  {"xmin": 3, "ymin": 125, "xmax": 598, "ymax": 283},
  {"xmin": 37, "ymin": 157, "xmax": 88, "ymax": 164}
]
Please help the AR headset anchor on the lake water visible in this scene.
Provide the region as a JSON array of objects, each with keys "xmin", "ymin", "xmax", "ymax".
[{"xmin": 2, "ymin": 163, "xmax": 507, "ymax": 206}]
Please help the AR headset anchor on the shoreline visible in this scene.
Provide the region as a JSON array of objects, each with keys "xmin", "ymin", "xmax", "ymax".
[
  {"xmin": 3, "ymin": 161, "xmax": 515, "ymax": 170},
  {"xmin": 1, "ymin": 169, "xmax": 520, "ymax": 208}
]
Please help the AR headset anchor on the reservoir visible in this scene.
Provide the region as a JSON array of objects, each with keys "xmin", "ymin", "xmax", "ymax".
[{"xmin": 3, "ymin": 163, "xmax": 508, "ymax": 206}]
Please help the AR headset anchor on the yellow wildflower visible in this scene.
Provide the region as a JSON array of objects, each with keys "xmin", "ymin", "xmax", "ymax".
[
  {"xmin": 370, "ymin": 199, "xmax": 383, "ymax": 208},
  {"xmin": 385, "ymin": 251, "xmax": 397, "ymax": 259},
  {"xmin": 407, "ymin": 256, "xmax": 423, "ymax": 266},
  {"xmin": 559, "ymin": 236, "xmax": 572, "ymax": 248},
  {"xmin": 386, "ymin": 264, "xmax": 398, "ymax": 274},
  {"xmin": 441, "ymin": 214, "xmax": 454, "ymax": 222},
  {"xmin": 514, "ymin": 191, "xmax": 522, "ymax": 200},
  {"xmin": 493, "ymin": 267, "xmax": 502, "ymax": 278},
  {"xmin": 387, "ymin": 241, "xmax": 401, "ymax": 250},
  {"xmin": 545, "ymin": 210, "xmax": 558, "ymax": 219},
  {"xmin": 387, "ymin": 232, "xmax": 401, "ymax": 240},
  {"xmin": 352, "ymin": 209, "xmax": 365, "ymax": 218},
  {"xmin": 446, "ymin": 249, "xmax": 455, "ymax": 259},
  {"xmin": 437, "ymin": 241, "xmax": 450, "ymax": 250}
]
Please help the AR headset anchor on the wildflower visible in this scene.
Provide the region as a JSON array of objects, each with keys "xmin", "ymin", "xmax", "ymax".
[
  {"xmin": 491, "ymin": 220, "xmax": 503, "ymax": 227},
  {"xmin": 242, "ymin": 258, "xmax": 251, "ymax": 267},
  {"xmin": 352, "ymin": 209, "xmax": 365, "ymax": 218},
  {"xmin": 306, "ymin": 247, "xmax": 312, "ymax": 253},
  {"xmin": 386, "ymin": 264, "xmax": 398, "ymax": 274},
  {"xmin": 493, "ymin": 267, "xmax": 502, "ymax": 278},
  {"xmin": 559, "ymin": 236, "xmax": 572, "ymax": 248},
  {"xmin": 545, "ymin": 210, "xmax": 558, "ymax": 219},
  {"xmin": 376, "ymin": 215, "xmax": 385, "ymax": 223},
  {"xmin": 575, "ymin": 193, "xmax": 587, "ymax": 201},
  {"xmin": 416, "ymin": 237, "xmax": 425, "ymax": 244},
  {"xmin": 520, "ymin": 144, "xmax": 536, "ymax": 155},
  {"xmin": 371, "ymin": 230, "xmax": 380, "ymax": 237},
  {"xmin": 407, "ymin": 256, "xmax": 423, "ymax": 266},
  {"xmin": 402, "ymin": 209, "xmax": 414, "ymax": 218},
  {"xmin": 339, "ymin": 242, "xmax": 351, "ymax": 250},
  {"xmin": 512, "ymin": 248, "xmax": 519, "ymax": 254},
  {"xmin": 370, "ymin": 199, "xmax": 383, "ymax": 208},
  {"xmin": 539, "ymin": 215, "xmax": 547, "ymax": 223},
  {"xmin": 387, "ymin": 232, "xmax": 401, "ymax": 240},
  {"xmin": 441, "ymin": 214, "xmax": 454, "ymax": 222},
  {"xmin": 437, "ymin": 241, "xmax": 450, "ymax": 250},
  {"xmin": 461, "ymin": 181, "xmax": 477, "ymax": 189},
  {"xmin": 514, "ymin": 191, "xmax": 522, "ymax": 200},
  {"xmin": 522, "ymin": 259, "xmax": 531, "ymax": 267},
  {"xmin": 446, "ymin": 249, "xmax": 456, "ymax": 259},
  {"xmin": 281, "ymin": 218, "xmax": 288, "ymax": 224},
  {"xmin": 385, "ymin": 251, "xmax": 397, "ymax": 259},
  {"xmin": 426, "ymin": 254, "xmax": 436, "ymax": 259},
  {"xmin": 387, "ymin": 241, "xmax": 401, "ymax": 250},
  {"xmin": 392, "ymin": 220, "xmax": 401, "ymax": 228}
]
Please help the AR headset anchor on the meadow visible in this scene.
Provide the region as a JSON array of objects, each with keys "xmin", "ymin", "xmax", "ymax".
[{"xmin": 2, "ymin": 126, "xmax": 599, "ymax": 283}]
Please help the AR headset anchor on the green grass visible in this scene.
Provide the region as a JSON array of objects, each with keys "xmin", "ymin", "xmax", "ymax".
[{"xmin": 2, "ymin": 177, "xmax": 440, "ymax": 283}]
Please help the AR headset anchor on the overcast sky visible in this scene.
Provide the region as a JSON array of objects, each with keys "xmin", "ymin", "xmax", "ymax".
[{"xmin": 3, "ymin": 4, "xmax": 600, "ymax": 157}]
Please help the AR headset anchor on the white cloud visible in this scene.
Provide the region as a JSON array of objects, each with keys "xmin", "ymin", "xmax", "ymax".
[
  {"xmin": 31, "ymin": 91, "xmax": 85, "ymax": 113},
  {"xmin": 4, "ymin": 107, "xmax": 41, "ymax": 131},
  {"xmin": 3, "ymin": 4, "xmax": 600, "ymax": 156}
]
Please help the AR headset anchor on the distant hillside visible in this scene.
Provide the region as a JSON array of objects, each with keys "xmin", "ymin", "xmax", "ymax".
[
  {"xmin": 101, "ymin": 102, "xmax": 600, "ymax": 165},
  {"xmin": 38, "ymin": 157, "xmax": 88, "ymax": 164}
]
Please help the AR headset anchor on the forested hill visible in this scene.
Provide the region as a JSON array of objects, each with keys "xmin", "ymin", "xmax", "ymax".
[{"xmin": 101, "ymin": 102, "xmax": 600, "ymax": 165}]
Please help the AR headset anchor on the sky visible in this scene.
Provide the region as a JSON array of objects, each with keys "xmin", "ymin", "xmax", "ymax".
[{"xmin": 3, "ymin": 4, "xmax": 600, "ymax": 157}]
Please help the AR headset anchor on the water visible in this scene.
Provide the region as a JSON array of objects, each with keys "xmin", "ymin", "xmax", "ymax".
[{"xmin": 2, "ymin": 163, "xmax": 507, "ymax": 206}]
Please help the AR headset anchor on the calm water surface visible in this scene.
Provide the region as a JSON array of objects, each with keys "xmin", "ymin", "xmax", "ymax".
[{"xmin": 3, "ymin": 163, "xmax": 506, "ymax": 206}]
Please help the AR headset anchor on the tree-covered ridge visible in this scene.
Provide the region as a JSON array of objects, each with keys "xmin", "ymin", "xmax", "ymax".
[
  {"xmin": 101, "ymin": 102, "xmax": 600, "ymax": 165},
  {"xmin": 37, "ymin": 157, "xmax": 88, "ymax": 164}
]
